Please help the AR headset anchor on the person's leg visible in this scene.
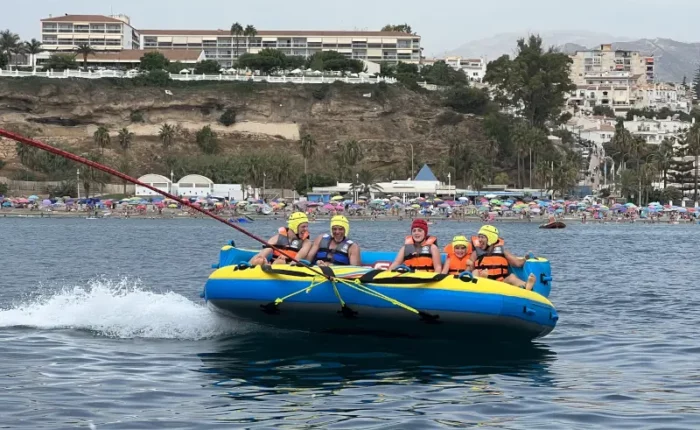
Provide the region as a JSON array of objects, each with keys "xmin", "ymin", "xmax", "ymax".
[{"xmin": 504, "ymin": 273, "xmax": 535, "ymax": 290}]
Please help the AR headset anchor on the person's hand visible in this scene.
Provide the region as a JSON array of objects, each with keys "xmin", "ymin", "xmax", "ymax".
[
  {"xmin": 250, "ymin": 255, "xmax": 266, "ymax": 266},
  {"xmin": 317, "ymin": 261, "xmax": 328, "ymax": 267}
]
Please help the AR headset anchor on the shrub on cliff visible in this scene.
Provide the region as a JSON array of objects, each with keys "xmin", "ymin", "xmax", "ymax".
[
  {"xmin": 443, "ymin": 85, "xmax": 491, "ymax": 115},
  {"xmin": 312, "ymin": 84, "xmax": 329, "ymax": 100},
  {"xmin": 196, "ymin": 126, "xmax": 220, "ymax": 154},
  {"xmin": 130, "ymin": 111, "xmax": 144, "ymax": 123},
  {"xmin": 132, "ymin": 70, "xmax": 172, "ymax": 87},
  {"xmin": 0, "ymin": 182, "xmax": 7, "ymax": 195},
  {"xmin": 218, "ymin": 108, "xmax": 236, "ymax": 126}
]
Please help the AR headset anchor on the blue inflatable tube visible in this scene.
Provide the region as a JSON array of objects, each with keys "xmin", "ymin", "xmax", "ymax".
[{"xmin": 212, "ymin": 242, "xmax": 553, "ymax": 298}]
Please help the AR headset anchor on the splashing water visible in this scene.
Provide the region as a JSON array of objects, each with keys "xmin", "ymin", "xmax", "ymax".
[{"xmin": 0, "ymin": 278, "xmax": 241, "ymax": 340}]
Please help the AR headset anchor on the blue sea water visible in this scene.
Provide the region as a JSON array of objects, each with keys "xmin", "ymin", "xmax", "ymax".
[{"xmin": 0, "ymin": 217, "xmax": 698, "ymax": 429}]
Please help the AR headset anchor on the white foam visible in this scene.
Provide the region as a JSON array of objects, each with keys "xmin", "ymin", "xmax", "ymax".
[{"xmin": 0, "ymin": 278, "xmax": 240, "ymax": 340}]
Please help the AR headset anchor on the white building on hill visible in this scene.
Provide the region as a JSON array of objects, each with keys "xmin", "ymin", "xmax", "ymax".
[{"xmin": 135, "ymin": 174, "xmax": 173, "ymax": 196}]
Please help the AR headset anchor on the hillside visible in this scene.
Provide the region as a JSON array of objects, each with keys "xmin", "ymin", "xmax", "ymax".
[{"xmin": 0, "ymin": 77, "xmax": 488, "ymax": 188}]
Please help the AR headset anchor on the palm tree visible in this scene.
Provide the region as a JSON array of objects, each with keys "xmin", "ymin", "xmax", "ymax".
[
  {"xmin": 299, "ymin": 134, "xmax": 317, "ymax": 191},
  {"xmin": 230, "ymin": 22, "xmax": 244, "ymax": 59},
  {"xmin": 350, "ymin": 169, "xmax": 383, "ymax": 197},
  {"xmin": 610, "ymin": 118, "xmax": 634, "ymax": 171},
  {"xmin": 24, "ymin": 39, "xmax": 43, "ymax": 72},
  {"xmin": 685, "ymin": 123, "xmax": 700, "ymax": 202},
  {"xmin": 159, "ymin": 123, "xmax": 175, "ymax": 150},
  {"xmin": 342, "ymin": 140, "xmax": 364, "ymax": 168},
  {"xmin": 244, "ymin": 25, "xmax": 257, "ymax": 50},
  {"xmin": 0, "ymin": 30, "xmax": 20, "ymax": 70},
  {"xmin": 117, "ymin": 127, "xmax": 134, "ymax": 152},
  {"xmin": 74, "ymin": 43, "xmax": 96, "ymax": 70},
  {"xmin": 652, "ymin": 137, "xmax": 675, "ymax": 189},
  {"xmin": 93, "ymin": 126, "xmax": 110, "ymax": 157},
  {"xmin": 9, "ymin": 42, "xmax": 27, "ymax": 68}
]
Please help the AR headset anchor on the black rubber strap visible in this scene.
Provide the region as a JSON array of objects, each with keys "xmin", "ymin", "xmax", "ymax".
[
  {"xmin": 260, "ymin": 264, "xmax": 315, "ymax": 278},
  {"xmin": 358, "ymin": 270, "xmax": 448, "ymax": 285}
]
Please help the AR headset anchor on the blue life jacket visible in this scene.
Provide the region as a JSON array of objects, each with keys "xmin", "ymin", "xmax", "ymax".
[{"xmin": 315, "ymin": 234, "xmax": 354, "ymax": 265}]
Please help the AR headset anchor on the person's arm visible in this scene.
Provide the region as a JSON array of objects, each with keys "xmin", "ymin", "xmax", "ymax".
[
  {"xmin": 388, "ymin": 246, "xmax": 406, "ymax": 270},
  {"xmin": 466, "ymin": 252, "xmax": 477, "ymax": 271},
  {"xmin": 441, "ymin": 257, "xmax": 451, "ymax": 274},
  {"xmin": 249, "ymin": 235, "xmax": 277, "ymax": 265},
  {"xmin": 504, "ymin": 249, "xmax": 527, "ymax": 268},
  {"xmin": 348, "ymin": 243, "xmax": 361, "ymax": 266},
  {"xmin": 430, "ymin": 245, "xmax": 442, "ymax": 273},
  {"xmin": 305, "ymin": 236, "xmax": 323, "ymax": 264},
  {"xmin": 296, "ymin": 239, "xmax": 314, "ymax": 262}
]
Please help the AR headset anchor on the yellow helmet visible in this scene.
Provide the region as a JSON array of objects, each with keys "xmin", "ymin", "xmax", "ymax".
[
  {"xmin": 452, "ymin": 235, "xmax": 469, "ymax": 248},
  {"xmin": 477, "ymin": 225, "xmax": 499, "ymax": 246},
  {"xmin": 287, "ymin": 212, "xmax": 309, "ymax": 234},
  {"xmin": 330, "ymin": 215, "xmax": 350, "ymax": 236}
]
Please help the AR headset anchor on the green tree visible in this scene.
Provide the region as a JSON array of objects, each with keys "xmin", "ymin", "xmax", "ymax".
[
  {"xmin": 159, "ymin": 123, "xmax": 175, "ymax": 150},
  {"xmin": 193, "ymin": 60, "xmax": 221, "ymax": 74},
  {"xmin": 195, "ymin": 125, "xmax": 219, "ymax": 154},
  {"xmin": 593, "ymin": 105, "xmax": 616, "ymax": 118},
  {"xmin": 117, "ymin": 127, "xmax": 134, "ymax": 152},
  {"xmin": 299, "ymin": 134, "xmax": 317, "ymax": 191},
  {"xmin": 43, "ymin": 53, "xmax": 77, "ymax": 71},
  {"xmin": 443, "ymin": 85, "xmax": 491, "ymax": 115},
  {"xmin": 0, "ymin": 30, "xmax": 20, "ymax": 70},
  {"xmin": 421, "ymin": 61, "xmax": 466, "ymax": 86},
  {"xmin": 651, "ymin": 137, "xmax": 676, "ymax": 188},
  {"xmin": 24, "ymin": 38, "xmax": 43, "ymax": 71},
  {"xmin": 609, "ymin": 118, "xmax": 635, "ymax": 170},
  {"xmin": 93, "ymin": 126, "xmax": 110, "ymax": 157},
  {"xmin": 381, "ymin": 24, "xmax": 414, "ymax": 34},
  {"xmin": 484, "ymin": 35, "xmax": 575, "ymax": 128},
  {"xmin": 230, "ymin": 22, "xmax": 244, "ymax": 59},
  {"xmin": 244, "ymin": 24, "xmax": 257, "ymax": 46},
  {"xmin": 139, "ymin": 51, "xmax": 170, "ymax": 71},
  {"xmin": 350, "ymin": 169, "xmax": 384, "ymax": 195},
  {"xmin": 685, "ymin": 123, "xmax": 700, "ymax": 202},
  {"xmin": 74, "ymin": 43, "xmax": 96, "ymax": 70}
]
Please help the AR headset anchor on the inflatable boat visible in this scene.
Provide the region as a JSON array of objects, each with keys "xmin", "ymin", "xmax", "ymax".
[{"xmin": 201, "ymin": 244, "xmax": 558, "ymax": 342}]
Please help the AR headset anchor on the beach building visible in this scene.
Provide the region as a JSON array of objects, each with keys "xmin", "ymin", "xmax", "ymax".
[
  {"xmin": 175, "ymin": 174, "xmax": 214, "ymax": 197},
  {"xmin": 134, "ymin": 174, "xmax": 172, "ymax": 196},
  {"xmin": 40, "ymin": 14, "xmax": 140, "ymax": 52}
]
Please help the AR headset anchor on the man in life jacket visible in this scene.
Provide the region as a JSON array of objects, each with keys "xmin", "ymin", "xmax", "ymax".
[
  {"xmin": 389, "ymin": 218, "xmax": 442, "ymax": 272},
  {"xmin": 441, "ymin": 235, "xmax": 476, "ymax": 275},
  {"xmin": 467, "ymin": 225, "xmax": 536, "ymax": 290},
  {"xmin": 249, "ymin": 211, "xmax": 311, "ymax": 265},
  {"xmin": 307, "ymin": 215, "xmax": 361, "ymax": 266}
]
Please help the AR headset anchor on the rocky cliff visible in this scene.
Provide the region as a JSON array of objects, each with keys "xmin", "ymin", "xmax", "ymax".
[{"xmin": 0, "ymin": 77, "xmax": 488, "ymax": 183}]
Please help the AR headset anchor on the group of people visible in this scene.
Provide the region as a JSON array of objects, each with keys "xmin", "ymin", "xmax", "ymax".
[{"xmin": 249, "ymin": 213, "xmax": 536, "ymax": 290}]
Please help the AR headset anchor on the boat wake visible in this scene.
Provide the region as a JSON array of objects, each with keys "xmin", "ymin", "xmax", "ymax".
[{"xmin": 0, "ymin": 277, "xmax": 240, "ymax": 340}]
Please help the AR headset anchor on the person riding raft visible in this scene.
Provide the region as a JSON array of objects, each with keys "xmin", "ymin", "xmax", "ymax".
[
  {"xmin": 307, "ymin": 215, "xmax": 361, "ymax": 266},
  {"xmin": 467, "ymin": 225, "xmax": 536, "ymax": 290},
  {"xmin": 441, "ymin": 235, "xmax": 478, "ymax": 275},
  {"xmin": 249, "ymin": 211, "xmax": 311, "ymax": 265},
  {"xmin": 389, "ymin": 218, "xmax": 442, "ymax": 272}
]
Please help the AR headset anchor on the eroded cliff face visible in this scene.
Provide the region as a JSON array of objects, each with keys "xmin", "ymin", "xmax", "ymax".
[{"xmin": 0, "ymin": 78, "xmax": 488, "ymax": 179}]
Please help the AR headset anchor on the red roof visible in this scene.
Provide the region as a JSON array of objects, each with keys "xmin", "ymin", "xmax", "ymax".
[
  {"xmin": 41, "ymin": 14, "xmax": 124, "ymax": 23},
  {"xmin": 138, "ymin": 29, "xmax": 418, "ymax": 37}
]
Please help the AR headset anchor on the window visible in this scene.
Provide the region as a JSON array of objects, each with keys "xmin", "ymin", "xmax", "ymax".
[
  {"xmin": 90, "ymin": 24, "xmax": 105, "ymax": 33},
  {"xmin": 58, "ymin": 24, "xmax": 73, "ymax": 33},
  {"xmin": 42, "ymin": 23, "xmax": 57, "ymax": 32},
  {"xmin": 74, "ymin": 25, "xmax": 89, "ymax": 33}
]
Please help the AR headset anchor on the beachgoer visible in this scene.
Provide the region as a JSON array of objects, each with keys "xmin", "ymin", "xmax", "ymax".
[
  {"xmin": 249, "ymin": 211, "xmax": 311, "ymax": 265},
  {"xmin": 442, "ymin": 235, "xmax": 478, "ymax": 274},
  {"xmin": 467, "ymin": 225, "xmax": 536, "ymax": 290},
  {"xmin": 307, "ymin": 215, "xmax": 361, "ymax": 266},
  {"xmin": 389, "ymin": 219, "xmax": 442, "ymax": 272}
]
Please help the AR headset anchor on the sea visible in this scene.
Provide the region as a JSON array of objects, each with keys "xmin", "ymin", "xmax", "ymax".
[{"xmin": 0, "ymin": 217, "xmax": 698, "ymax": 429}]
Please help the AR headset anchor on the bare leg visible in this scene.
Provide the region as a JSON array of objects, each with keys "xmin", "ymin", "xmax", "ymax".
[{"xmin": 504, "ymin": 273, "xmax": 536, "ymax": 290}]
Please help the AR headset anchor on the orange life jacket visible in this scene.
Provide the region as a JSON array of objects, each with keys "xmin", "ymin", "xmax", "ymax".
[
  {"xmin": 443, "ymin": 236, "xmax": 479, "ymax": 274},
  {"xmin": 403, "ymin": 235, "xmax": 438, "ymax": 271},
  {"xmin": 473, "ymin": 238, "xmax": 510, "ymax": 281},
  {"xmin": 270, "ymin": 227, "xmax": 309, "ymax": 261}
]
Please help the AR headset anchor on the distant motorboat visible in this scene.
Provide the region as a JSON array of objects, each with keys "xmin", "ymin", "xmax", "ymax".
[{"xmin": 539, "ymin": 221, "xmax": 566, "ymax": 229}]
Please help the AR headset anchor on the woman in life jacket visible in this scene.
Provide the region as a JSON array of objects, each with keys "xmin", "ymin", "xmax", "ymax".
[
  {"xmin": 307, "ymin": 215, "xmax": 361, "ymax": 266},
  {"xmin": 441, "ymin": 235, "xmax": 477, "ymax": 275},
  {"xmin": 467, "ymin": 225, "xmax": 536, "ymax": 290},
  {"xmin": 249, "ymin": 211, "xmax": 312, "ymax": 265},
  {"xmin": 389, "ymin": 218, "xmax": 442, "ymax": 272}
]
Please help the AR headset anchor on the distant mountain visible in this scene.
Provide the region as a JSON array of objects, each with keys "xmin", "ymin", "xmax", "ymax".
[{"xmin": 446, "ymin": 32, "xmax": 700, "ymax": 83}]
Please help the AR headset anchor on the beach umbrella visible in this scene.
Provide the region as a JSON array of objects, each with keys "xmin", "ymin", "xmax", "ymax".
[
  {"xmin": 458, "ymin": 196, "xmax": 469, "ymax": 201},
  {"xmin": 28, "ymin": 195, "xmax": 38, "ymax": 200},
  {"xmin": 331, "ymin": 195, "xmax": 343, "ymax": 201}
]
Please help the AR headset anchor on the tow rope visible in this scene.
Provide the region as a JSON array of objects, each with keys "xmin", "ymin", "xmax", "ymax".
[{"xmin": 0, "ymin": 128, "xmax": 441, "ymax": 323}]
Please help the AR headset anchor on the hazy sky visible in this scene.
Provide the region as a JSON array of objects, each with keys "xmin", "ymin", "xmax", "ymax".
[{"xmin": 3, "ymin": 0, "xmax": 700, "ymax": 55}]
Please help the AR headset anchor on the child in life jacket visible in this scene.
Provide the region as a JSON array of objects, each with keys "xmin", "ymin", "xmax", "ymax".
[
  {"xmin": 467, "ymin": 225, "xmax": 536, "ymax": 290},
  {"xmin": 389, "ymin": 218, "xmax": 442, "ymax": 272}
]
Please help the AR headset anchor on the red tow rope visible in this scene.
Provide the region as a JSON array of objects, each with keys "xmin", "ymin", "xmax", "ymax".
[{"xmin": 0, "ymin": 128, "xmax": 319, "ymax": 272}]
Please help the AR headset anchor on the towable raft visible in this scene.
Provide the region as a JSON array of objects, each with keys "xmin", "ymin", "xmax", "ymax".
[{"xmin": 202, "ymin": 244, "xmax": 558, "ymax": 342}]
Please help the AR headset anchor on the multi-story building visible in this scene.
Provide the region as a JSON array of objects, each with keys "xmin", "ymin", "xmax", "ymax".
[
  {"xmin": 422, "ymin": 56, "xmax": 487, "ymax": 81},
  {"xmin": 138, "ymin": 29, "xmax": 421, "ymax": 68},
  {"xmin": 567, "ymin": 44, "xmax": 655, "ymax": 115},
  {"xmin": 40, "ymin": 14, "xmax": 140, "ymax": 51},
  {"xmin": 637, "ymin": 82, "xmax": 691, "ymax": 113}
]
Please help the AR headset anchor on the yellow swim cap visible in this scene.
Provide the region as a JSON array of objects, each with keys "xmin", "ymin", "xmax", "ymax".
[
  {"xmin": 452, "ymin": 235, "xmax": 469, "ymax": 248},
  {"xmin": 288, "ymin": 212, "xmax": 309, "ymax": 234},
  {"xmin": 330, "ymin": 215, "xmax": 350, "ymax": 236},
  {"xmin": 478, "ymin": 225, "xmax": 499, "ymax": 246}
]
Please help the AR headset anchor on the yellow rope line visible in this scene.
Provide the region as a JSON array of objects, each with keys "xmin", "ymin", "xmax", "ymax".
[
  {"xmin": 334, "ymin": 278, "xmax": 420, "ymax": 315},
  {"xmin": 273, "ymin": 275, "xmax": 326, "ymax": 305}
]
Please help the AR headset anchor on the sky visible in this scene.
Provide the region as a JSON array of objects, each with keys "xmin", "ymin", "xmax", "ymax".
[{"xmin": 3, "ymin": 0, "xmax": 700, "ymax": 56}]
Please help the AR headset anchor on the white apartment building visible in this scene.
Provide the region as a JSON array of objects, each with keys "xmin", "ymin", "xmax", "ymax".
[
  {"xmin": 443, "ymin": 56, "xmax": 487, "ymax": 82},
  {"xmin": 570, "ymin": 44, "xmax": 653, "ymax": 84},
  {"xmin": 40, "ymin": 14, "xmax": 140, "ymax": 51},
  {"xmin": 637, "ymin": 83, "xmax": 692, "ymax": 113},
  {"xmin": 138, "ymin": 29, "xmax": 421, "ymax": 68},
  {"xmin": 623, "ymin": 116, "xmax": 691, "ymax": 145}
]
